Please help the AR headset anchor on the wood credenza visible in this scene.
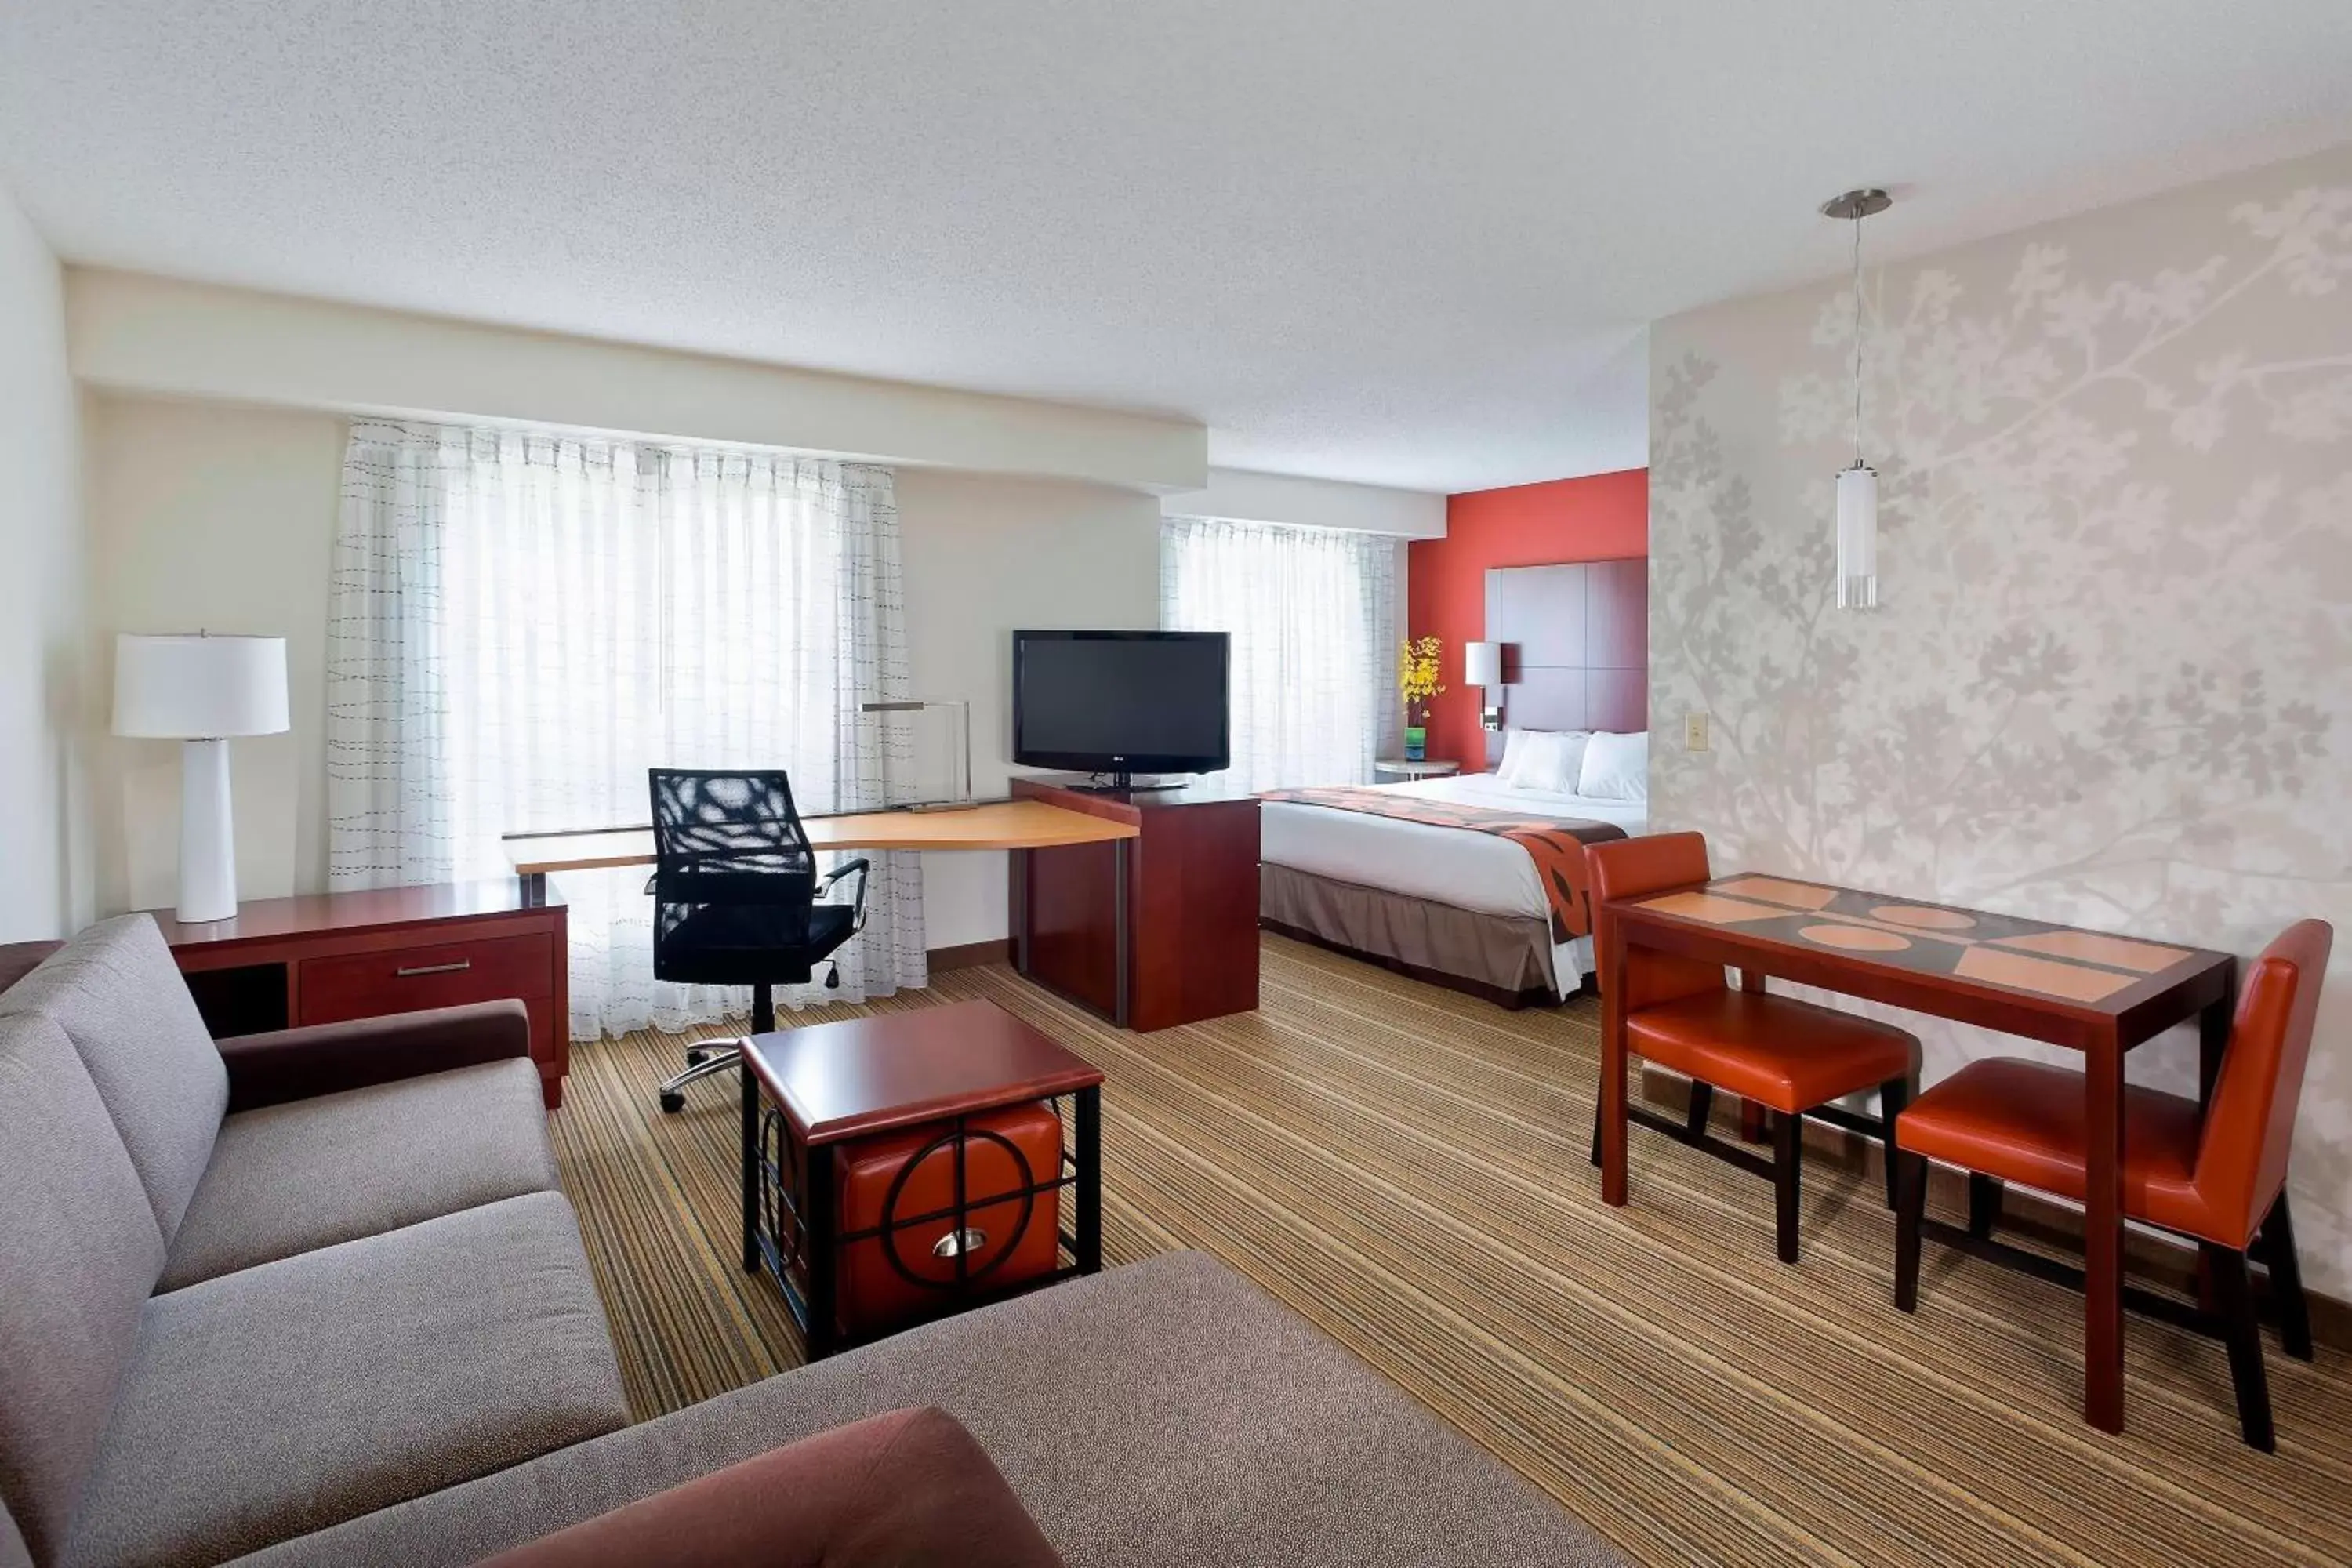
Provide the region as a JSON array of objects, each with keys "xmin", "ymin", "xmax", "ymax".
[
  {"xmin": 154, "ymin": 884, "xmax": 572, "ymax": 1108},
  {"xmin": 1008, "ymin": 776, "xmax": 1259, "ymax": 1031}
]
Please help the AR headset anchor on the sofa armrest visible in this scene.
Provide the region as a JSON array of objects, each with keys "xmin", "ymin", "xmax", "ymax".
[
  {"xmin": 474, "ymin": 1406, "xmax": 1065, "ymax": 1568},
  {"xmin": 219, "ymin": 1000, "xmax": 534, "ymax": 1112}
]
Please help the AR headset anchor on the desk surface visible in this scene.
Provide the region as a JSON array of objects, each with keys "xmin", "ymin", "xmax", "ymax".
[{"xmin": 506, "ymin": 798, "xmax": 1138, "ymax": 877}]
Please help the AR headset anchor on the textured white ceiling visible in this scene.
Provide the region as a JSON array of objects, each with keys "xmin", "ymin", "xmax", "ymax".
[{"xmin": 5, "ymin": 2, "xmax": 2350, "ymax": 492}]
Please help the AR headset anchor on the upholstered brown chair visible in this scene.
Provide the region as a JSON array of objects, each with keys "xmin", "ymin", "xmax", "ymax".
[
  {"xmin": 1588, "ymin": 832, "xmax": 1921, "ymax": 1263},
  {"xmin": 1892, "ymin": 919, "xmax": 2331, "ymax": 1450}
]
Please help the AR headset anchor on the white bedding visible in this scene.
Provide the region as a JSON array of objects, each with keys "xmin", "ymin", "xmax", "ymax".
[{"xmin": 1260, "ymin": 773, "xmax": 1647, "ymax": 992}]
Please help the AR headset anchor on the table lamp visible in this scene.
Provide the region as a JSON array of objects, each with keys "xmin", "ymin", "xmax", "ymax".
[
  {"xmin": 1464, "ymin": 641, "xmax": 1505, "ymax": 731},
  {"xmin": 113, "ymin": 632, "xmax": 290, "ymax": 923}
]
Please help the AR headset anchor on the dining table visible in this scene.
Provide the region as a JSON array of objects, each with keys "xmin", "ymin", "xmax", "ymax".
[{"xmin": 1597, "ymin": 871, "xmax": 2237, "ymax": 1436}]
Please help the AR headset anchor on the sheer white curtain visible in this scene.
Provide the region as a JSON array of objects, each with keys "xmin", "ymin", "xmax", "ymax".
[
  {"xmin": 326, "ymin": 421, "xmax": 926, "ymax": 1039},
  {"xmin": 1160, "ymin": 516, "xmax": 1402, "ymax": 791}
]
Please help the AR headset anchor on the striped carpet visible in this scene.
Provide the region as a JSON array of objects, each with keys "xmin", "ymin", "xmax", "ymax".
[{"xmin": 546, "ymin": 935, "xmax": 2352, "ymax": 1567}]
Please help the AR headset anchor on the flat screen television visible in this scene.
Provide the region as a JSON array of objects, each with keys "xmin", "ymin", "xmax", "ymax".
[{"xmin": 1013, "ymin": 630, "xmax": 1229, "ymax": 786}]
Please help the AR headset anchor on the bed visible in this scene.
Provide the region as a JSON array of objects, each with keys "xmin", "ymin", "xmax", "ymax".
[{"xmin": 1259, "ymin": 769, "xmax": 1648, "ymax": 1006}]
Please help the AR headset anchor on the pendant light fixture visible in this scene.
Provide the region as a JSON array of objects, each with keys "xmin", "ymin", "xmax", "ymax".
[{"xmin": 1821, "ymin": 187, "xmax": 1890, "ymax": 610}]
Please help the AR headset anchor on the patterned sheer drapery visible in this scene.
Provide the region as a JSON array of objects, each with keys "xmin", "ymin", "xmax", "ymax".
[
  {"xmin": 326, "ymin": 421, "xmax": 925, "ymax": 1038},
  {"xmin": 1159, "ymin": 515, "xmax": 1403, "ymax": 791}
]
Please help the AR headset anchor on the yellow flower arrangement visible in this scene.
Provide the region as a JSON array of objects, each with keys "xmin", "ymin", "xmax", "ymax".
[{"xmin": 1397, "ymin": 635, "xmax": 1445, "ymax": 726}]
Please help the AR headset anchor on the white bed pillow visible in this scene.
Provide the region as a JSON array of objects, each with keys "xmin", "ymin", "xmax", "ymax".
[
  {"xmin": 1497, "ymin": 728, "xmax": 1590, "ymax": 794},
  {"xmin": 1577, "ymin": 730, "xmax": 1649, "ymax": 802}
]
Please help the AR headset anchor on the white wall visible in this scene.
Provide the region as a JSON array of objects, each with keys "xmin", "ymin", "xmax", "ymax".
[
  {"xmin": 0, "ymin": 184, "xmax": 90, "ymax": 940},
  {"xmin": 68, "ymin": 269, "xmax": 1207, "ymax": 495},
  {"xmin": 1163, "ymin": 466, "xmax": 1447, "ymax": 539},
  {"xmin": 897, "ymin": 469, "xmax": 1164, "ymax": 947},
  {"xmin": 82, "ymin": 397, "xmax": 343, "ymax": 916},
  {"xmin": 79, "ymin": 394, "xmax": 1164, "ymax": 950}
]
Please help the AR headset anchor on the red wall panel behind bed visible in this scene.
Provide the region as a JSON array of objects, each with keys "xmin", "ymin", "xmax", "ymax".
[{"xmin": 1408, "ymin": 469, "xmax": 1647, "ymax": 771}]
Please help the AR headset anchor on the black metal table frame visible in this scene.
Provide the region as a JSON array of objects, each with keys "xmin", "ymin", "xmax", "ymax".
[{"xmin": 740, "ymin": 1064, "xmax": 1103, "ymax": 1359}]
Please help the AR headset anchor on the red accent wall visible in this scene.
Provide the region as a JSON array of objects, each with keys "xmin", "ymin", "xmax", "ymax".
[{"xmin": 1407, "ymin": 468, "xmax": 1648, "ymax": 771}]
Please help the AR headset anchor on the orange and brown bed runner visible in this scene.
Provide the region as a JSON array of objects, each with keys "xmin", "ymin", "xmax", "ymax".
[{"xmin": 1259, "ymin": 787, "xmax": 1628, "ymax": 943}]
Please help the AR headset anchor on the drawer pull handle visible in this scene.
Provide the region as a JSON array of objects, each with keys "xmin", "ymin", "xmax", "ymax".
[{"xmin": 394, "ymin": 960, "xmax": 474, "ymax": 978}]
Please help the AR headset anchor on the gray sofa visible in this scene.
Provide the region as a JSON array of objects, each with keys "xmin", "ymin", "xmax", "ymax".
[{"xmin": 1, "ymin": 914, "xmax": 1623, "ymax": 1568}]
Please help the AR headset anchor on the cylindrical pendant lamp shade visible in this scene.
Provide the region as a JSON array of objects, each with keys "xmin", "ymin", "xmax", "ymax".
[
  {"xmin": 114, "ymin": 634, "xmax": 290, "ymax": 739},
  {"xmin": 1464, "ymin": 641, "xmax": 1504, "ymax": 687},
  {"xmin": 1835, "ymin": 466, "xmax": 1878, "ymax": 612}
]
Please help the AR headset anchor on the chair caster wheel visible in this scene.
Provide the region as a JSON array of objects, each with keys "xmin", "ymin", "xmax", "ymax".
[
  {"xmin": 685, "ymin": 1046, "xmax": 708, "ymax": 1066},
  {"xmin": 659, "ymin": 1091, "xmax": 686, "ymax": 1114}
]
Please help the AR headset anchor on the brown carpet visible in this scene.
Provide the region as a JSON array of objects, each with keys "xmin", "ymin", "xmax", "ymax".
[{"xmin": 546, "ymin": 935, "xmax": 2352, "ymax": 1568}]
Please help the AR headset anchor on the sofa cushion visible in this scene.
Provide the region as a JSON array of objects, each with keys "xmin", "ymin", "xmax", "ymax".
[
  {"xmin": 226, "ymin": 1251, "xmax": 1625, "ymax": 1568},
  {"xmin": 0, "ymin": 915, "xmax": 226, "ymax": 1242},
  {"xmin": 162, "ymin": 1057, "xmax": 561, "ymax": 1290},
  {"xmin": 0, "ymin": 1013, "xmax": 166, "ymax": 1568},
  {"xmin": 477, "ymin": 1407, "xmax": 1065, "ymax": 1568},
  {"xmin": 64, "ymin": 1192, "xmax": 629, "ymax": 1568}
]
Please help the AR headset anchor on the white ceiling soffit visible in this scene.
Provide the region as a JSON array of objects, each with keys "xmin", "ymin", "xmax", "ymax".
[{"xmin": 5, "ymin": 2, "xmax": 2349, "ymax": 492}]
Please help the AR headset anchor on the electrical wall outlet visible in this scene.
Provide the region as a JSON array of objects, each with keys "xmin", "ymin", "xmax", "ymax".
[{"xmin": 1684, "ymin": 712, "xmax": 1710, "ymax": 752}]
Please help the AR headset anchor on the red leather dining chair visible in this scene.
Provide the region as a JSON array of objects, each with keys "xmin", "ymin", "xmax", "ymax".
[
  {"xmin": 1892, "ymin": 919, "xmax": 2331, "ymax": 1450},
  {"xmin": 1588, "ymin": 833, "xmax": 1921, "ymax": 1263}
]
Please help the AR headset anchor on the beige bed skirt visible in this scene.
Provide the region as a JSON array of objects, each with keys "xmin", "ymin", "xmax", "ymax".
[{"xmin": 1258, "ymin": 862, "xmax": 1562, "ymax": 1009}]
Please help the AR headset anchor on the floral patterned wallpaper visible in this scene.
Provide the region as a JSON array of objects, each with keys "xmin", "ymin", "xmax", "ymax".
[{"xmin": 1649, "ymin": 144, "xmax": 2352, "ymax": 1291}]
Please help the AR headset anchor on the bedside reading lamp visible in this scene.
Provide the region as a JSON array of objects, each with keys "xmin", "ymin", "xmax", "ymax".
[
  {"xmin": 1465, "ymin": 641, "xmax": 1505, "ymax": 731},
  {"xmin": 859, "ymin": 698, "xmax": 975, "ymax": 811},
  {"xmin": 113, "ymin": 632, "xmax": 290, "ymax": 924}
]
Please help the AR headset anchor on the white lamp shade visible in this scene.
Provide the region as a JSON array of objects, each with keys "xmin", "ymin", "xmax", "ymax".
[
  {"xmin": 114, "ymin": 633, "xmax": 290, "ymax": 739},
  {"xmin": 1835, "ymin": 465, "xmax": 1879, "ymax": 611},
  {"xmin": 1464, "ymin": 641, "xmax": 1504, "ymax": 687}
]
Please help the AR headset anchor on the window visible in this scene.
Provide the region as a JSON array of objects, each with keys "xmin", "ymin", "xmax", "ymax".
[
  {"xmin": 1160, "ymin": 516, "xmax": 1402, "ymax": 791},
  {"xmin": 326, "ymin": 422, "xmax": 924, "ymax": 1036}
]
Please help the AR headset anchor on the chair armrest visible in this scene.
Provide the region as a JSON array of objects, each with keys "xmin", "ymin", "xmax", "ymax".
[
  {"xmin": 218, "ymin": 1000, "xmax": 534, "ymax": 1112},
  {"xmin": 475, "ymin": 1407, "xmax": 1064, "ymax": 1568},
  {"xmin": 822, "ymin": 856, "xmax": 873, "ymax": 933}
]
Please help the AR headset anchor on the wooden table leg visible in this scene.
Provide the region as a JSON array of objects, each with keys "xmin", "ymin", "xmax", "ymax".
[
  {"xmin": 2195, "ymin": 980, "xmax": 2235, "ymax": 1312},
  {"xmin": 1737, "ymin": 971, "xmax": 1771, "ymax": 1142},
  {"xmin": 2084, "ymin": 1026, "xmax": 2126, "ymax": 1433},
  {"xmin": 1074, "ymin": 1086, "xmax": 1103, "ymax": 1274},
  {"xmin": 741, "ymin": 1057, "xmax": 760, "ymax": 1272},
  {"xmin": 1600, "ymin": 920, "xmax": 1629, "ymax": 1207}
]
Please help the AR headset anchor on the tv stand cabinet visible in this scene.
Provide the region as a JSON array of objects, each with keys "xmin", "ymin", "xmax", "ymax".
[{"xmin": 1008, "ymin": 776, "xmax": 1259, "ymax": 1031}]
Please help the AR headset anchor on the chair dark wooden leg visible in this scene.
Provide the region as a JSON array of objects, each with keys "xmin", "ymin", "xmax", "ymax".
[
  {"xmin": 2205, "ymin": 1243, "xmax": 2275, "ymax": 1452},
  {"xmin": 1588, "ymin": 1094, "xmax": 1602, "ymax": 1169},
  {"xmin": 1893, "ymin": 1151, "xmax": 1926, "ymax": 1312},
  {"xmin": 1967, "ymin": 1172, "xmax": 2002, "ymax": 1240},
  {"xmin": 2259, "ymin": 1192, "xmax": 2314, "ymax": 1363},
  {"xmin": 1685, "ymin": 1080, "xmax": 1715, "ymax": 1140},
  {"xmin": 1878, "ymin": 1076, "xmax": 1911, "ymax": 1210},
  {"xmin": 1772, "ymin": 1109, "xmax": 1802, "ymax": 1264}
]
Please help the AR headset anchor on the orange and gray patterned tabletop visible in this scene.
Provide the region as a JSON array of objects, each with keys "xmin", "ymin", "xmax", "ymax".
[{"xmin": 1617, "ymin": 873, "xmax": 2228, "ymax": 1009}]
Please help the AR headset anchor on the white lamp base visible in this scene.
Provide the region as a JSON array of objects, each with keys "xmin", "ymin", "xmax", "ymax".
[{"xmin": 177, "ymin": 738, "xmax": 238, "ymax": 924}]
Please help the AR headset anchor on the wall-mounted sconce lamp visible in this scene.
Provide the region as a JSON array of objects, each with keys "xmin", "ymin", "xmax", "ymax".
[{"xmin": 1465, "ymin": 641, "xmax": 1505, "ymax": 731}]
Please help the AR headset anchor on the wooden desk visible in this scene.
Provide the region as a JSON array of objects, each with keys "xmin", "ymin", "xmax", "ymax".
[
  {"xmin": 153, "ymin": 883, "xmax": 572, "ymax": 1108},
  {"xmin": 1599, "ymin": 872, "xmax": 2234, "ymax": 1437},
  {"xmin": 503, "ymin": 798, "xmax": 1148, "ymax": 1025}
]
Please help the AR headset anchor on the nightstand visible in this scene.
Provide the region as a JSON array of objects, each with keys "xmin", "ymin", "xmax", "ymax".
[{"xmin": 1374, "ymin": 758, "xmax": 1461, "ymax": 779}]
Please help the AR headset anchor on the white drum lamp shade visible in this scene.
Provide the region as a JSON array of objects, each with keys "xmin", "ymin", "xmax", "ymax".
[
  {"xmin": 113, "ymin": 633, "xmax": 290, "ymax": 923},
  {"xmin": 1464, "ymin": 641, "xmax": 1504, "ymax": 687}
]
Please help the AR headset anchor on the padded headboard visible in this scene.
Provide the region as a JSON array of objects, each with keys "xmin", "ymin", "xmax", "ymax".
[{"xmin": 1481, "ymin": 559, "xmax": 1648, "ymax": 766}]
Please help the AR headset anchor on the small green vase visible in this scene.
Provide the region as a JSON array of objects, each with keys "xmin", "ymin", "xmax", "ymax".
[{"xmin": 1403, "ymin": 725, "xmax": 1427, "ymax": 761}]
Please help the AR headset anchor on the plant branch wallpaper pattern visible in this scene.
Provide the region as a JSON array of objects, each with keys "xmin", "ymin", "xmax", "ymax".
[{"xmin": 1650, "ymin": 144, "xmax": 2352, "ymax": 1292}]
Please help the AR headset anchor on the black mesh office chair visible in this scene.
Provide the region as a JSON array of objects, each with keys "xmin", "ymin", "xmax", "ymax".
[{"xmin": 648, "ymin": 770, "xmax": 869, "ymax": 1113}]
